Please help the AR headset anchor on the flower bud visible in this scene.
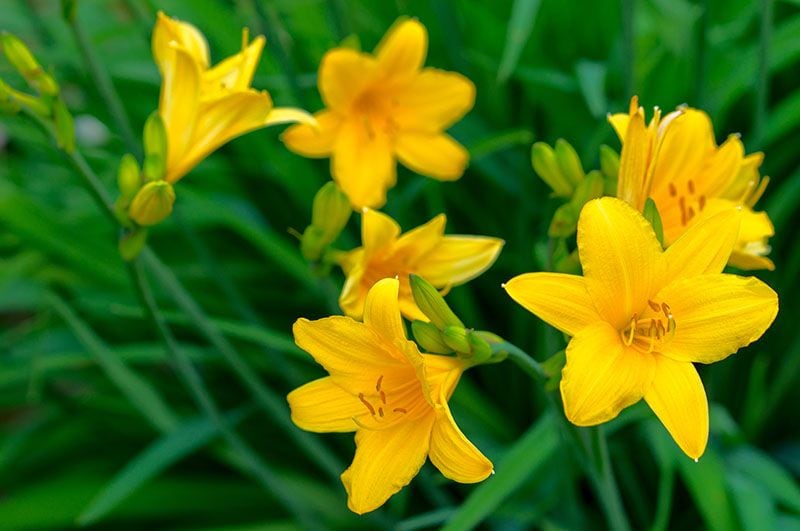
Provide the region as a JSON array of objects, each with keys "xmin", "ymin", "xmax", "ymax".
[
  {"xmin": 118, "ymin": 227, "xmax": 148, "ymax": 261},
  {"xmin": 143, "ymin": 112, "xmax": 167, "ymax": 181},
  {"xmin": 643, "ymin": 197, "xmax": 664, "ymax": 247},
  {"xmin": 570, "ymin": 170, "xmax": 604, "ymax": 208},
  {"xmin": 129, "ymin": 180, "xmax": 175, "ymax": 226},
  {"xmin": 52, "ymin": 97, "xmax": 75, "ymax": 152},
  {"xmin": 312, "ymin": 182, "xmax": 351, "ymax": 239},
  {"xmin": 0, "ymin": 32, "xmax": 59, "ymax": 96},
  {"xmin": 117, "ymin": 154, "xmax": 142, "ymax": 199},
  {"xmin": 548, "ymin": 203, "xmax": 578, "ymax": 238},
  {"xmin": 411, "ymin": 320, "xmax": 452, "ymax": 354},
  {"xmin": 532, "ymin": 142, "xmax": 573, "ymax": 198},
  {"xmin": 467, "ymin": 332, "xmax": 492, "ymax": 362},
  {"xmin": 442, "ymin": 325, "xmax": 471, "ymax": 354},
  {"xmin": 0, "ymin": 79, "xmax": 20, "ymax": 114},
  {"xmin": 599, "ymin": 144, "xmax": 620, "ymax": 195},
  {"xmin": 409, "ymin": 274, "xmax": 464, "ymax": 329},
  {"xmin": 554, "ymin": 139, "xmax": 584, "ymax": 188}
]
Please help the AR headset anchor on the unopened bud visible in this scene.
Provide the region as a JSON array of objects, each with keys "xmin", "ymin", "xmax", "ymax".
[
  {"xmin": 548, "ymin": 203, "xmax": 578, "ymax": 238},
  {"xmin": 0, "ymin": 79, "xmax": 20, "ymax": 114},
  {"xmin": 409, "ymin": 274, "xmax": 464, "ymax": 329},
  {"xmin": 129, "ymin": 180, "xmax": 175, "ymax": 226},
  {"xmin": 411, "ymin": 321, "xmax": 452, "ymax": 354},
  {"xmin": 442, "ymin": 325, "xmax": 471, "ymax": 354},
  {"xmin": 143, "ymin": 112, "xmax": 167, "ymax": 181},
  {"xmin": 467, "ymin": 332, "xmax": 492, "ymax": 362},
  {"xmin": 117, "ymin": 154, "xmax": 142, "ymax": 200},
  {"xmin": 643, "ymin": 197, "xmax": 664, "ymax": 247},
  {"xmin": 554, "ymin": 139, "xmax": 584, "ymax": 188},
  {"xmin": 570, "ymin": 170, "xmax": 604, "ymax": 208},
  {"xmin": 52, "ymin": 97, "xmax": 75, "ymax": 152},
  {"xmin": 0, "ymin": 32, "xmax": 59, "ymax": 96},
  {"xmin": 312, "ymin": 182, "xmax": 351, "ymax": 239},
  {"xmin": 532, "ymin": 142, "xmax": 573, "ymax": 197},
  {"xmin": 119, "ymin": 227, "xmax": 148, "ymax": 261},
  {"xmin": 599, "ymin": 145, "xmax": 620, "ymax": 195}
]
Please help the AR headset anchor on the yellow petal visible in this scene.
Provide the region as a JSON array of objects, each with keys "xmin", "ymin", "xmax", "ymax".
[
  {"xmin": 332, "ymin": 118, "xmax": 396, "ymax": 209},
  {"xmin": 607, "ymin": 112, "xmax": 629, "ymax": 140},
  {"xmin": 375, "ymin": 19, "xmax": 428, "ymax": 78},
  {"xmin": 363, "ymin": 278, "xmax": 406, "ymax": 342},
  {"xmin": 561, "ymin": 321, "xmax": 655, "ymax": 426},
  {"xmin": 429, "ymin": 401, "xmax": 492, "ymax": 483},
  {"xmin": 361, "ymin": 208, "xmax": 401, "ymax": 252},
  {"xmin": 264, "ymin": 106, "xmax": 317, "ymax": 127},
  {"xmin": 202, "ymin": 35, "xmax": 264, "ymax": 94},
  {"xmin": 159, "ymin": 45, "xmax": 201, "ymax": 179},
  {"xmin": 577, "ymin": 198, "xmax": 665, "ymax": 330},
  {"xmin": 394, "ymin": 69, "xmax": 476, "ymax": 132},
  {"xmin": 395, "ymin": 132, "xmax": 469, "ymax": 181},
  {"xmin": 616, "ymin": 109, "xmax": 649, "ymax": 210},
  {"xmin": 663, "ymin": 206, "xmax": 741, "ymax": 284},
  {"xmin": 167, "ymin": 90, "xmax": 273, "ymax": 182},
  {"xmin": 287, "ymin": 377, "xmax": 359, "ymax": 433},
  {"xmin": 504, "ymin": 273, "xmax": 601, "ymax": 337},
  {"xmin": 339, "ymin": 264, "xmax": 368, "ymax": 319},
  {"xmin": 422, "ymin": 354, "xmax": 465, "ymax": 401},
  {"xmin": 649, "ymin": 109, "xmax": 715, "ymax": 197},
  {"xmin": 341, "ymin": 414, "xmax": 435, "ymax": 514},
  {"xmin": 319, "ymin": 48, "xmax": 376, "ymax": 110},
  {"xmin": 644, "ymin": 357, "xmax": 708, "ymax": 460},
  {"xmin": 695, "ymin": 134, "xmax": 744, "ymax": 199},
  {"xmin": 153, "ymin": 12, "xmax": 209, "ymax": 70},
  {"xmin": 729, "ymin": 208, "xmax": 775, "ymax": 271},
  {"xmin": 282, "ymin": 110, "xmax": 342, "ymax": 157},
  {"xmin": 658, "ymin": 274, "xmax": 778, "ymax": 364},
  {"xmin": 416, "ymin": 235, "xmax": 503, "ymax": 287},
  {"xmin": 392, "ymin": 214, "xmax": 446, "ymax": 265},
  {"xmin": 729, "ymin": 250, "xmax": 775, "ymax": 271},
  {"xmin": 398, "ymin": 293, "xmax": 429, "ymax": 322}
]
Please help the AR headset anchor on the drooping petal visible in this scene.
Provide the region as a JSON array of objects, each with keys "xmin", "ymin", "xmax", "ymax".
[
  {"xmin": 395, "ymin": 132, "xmax": 469, "ymax": 181},
  {"xmin": 657, "ymin": 274, "xmax": 778, "ymax": 364},
  {"xmin": 319, "ymin": 48, "xmax": 377, "ymax": 110},
  {"xmin": 282, "ymin": 110, "xmax": 342, "ymax": 157},
  {"xmin": 577, "ymin": 198, "xmax": 665, "ymax": 330},
  {"xmin": 332, "ymin": 118, "xmax": 396, "ymax": 209},
  {"xmin": 429, "ymin": 401, "xmax": 493, "ymax": 483},
  {"xmin": 363, "ymin": 278, "xmax": 407, "ymax": 342},
  {"xmin": 663, "ymin": 206, "xmax": 741, "ymax": 284},
  {"xmin": 392, "ymin": 214, "xmax": 446, "ymax": 265},
  {"xmin": 374, "ymin": 19, "xmax": 427, "ymax": 78},
  {"xmin": 394, "ymin": 69, "xmax": 475, "ymax": 132},
  {"xmin": 341, "ymin": 413, "xmax": 435, "ymax": 514},
  {"xmin": 728, "ymin": 207, "xmax": 775, "ymax": 271},
  {"xmin": 644, "ymin": 356, "xmax": 708, "ymax": 460},
  {"xmin": 504, "ymin": 273, "xmax": 601, "ymax": 337},
  {"xmin": 167, "ymin": 90, "xmax": 273, "ymax": 182},
  {"xmin": 361, "ymin": 208, "xmax": 401, "ymax": 252},
  {"xmin": 415, "ymin": 235, "xmax": 504, "ymax": 287},
  {"xmin": 287, "ymin": 377, "xmax": 360, "ymax": 433},
  {"xmin": 153, "ymin": 11, "xmax": 210, "ymax": 70},
  {"xmin": 159, "ymin": 45, "xmax": 202, "ymax": 178},
  {"xmin": 561, "ymin": 322, "xmax": 656, "ymax": 426},
  {"xmin": 263, "ymin": 107, "xmax": 317, "ymax": 127}
]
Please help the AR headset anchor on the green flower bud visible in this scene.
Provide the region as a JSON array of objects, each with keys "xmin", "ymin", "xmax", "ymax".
[
  {"xmin": 532, "ymin": 142, "xmax": 573, "ymax": 198},
  {"xmin": 554, "ymin": 138, "xmax": 584, "ymax": 188},
  {"xmin": 0, "ymin": 32, "xmax": 59, "ymax": 96},
  {"xmin": 143, "ymin": 112, "xmax": 167, "ymax": 181},
  {"xmin": 442, "ymin": 325, "xmax": 471, "ymax": 355},
  {"xmin": 599, "ymin": 145, "xmax": 620, "ymax": 195},
  {"xmin": 52, "ymin": 97, "xmax": 75, "ymax": 153},
  {"xmin": 411, "ymin": 320, "xmax": 452, "ymax": 354},
  {"xmin": 300, "ymin": 226, "xmax": 326, "ymax": 262},
  {"xmin": 117, "ymin": 154, "xmax": 142, "ymax": 200},
  {"xmin": 467, "ymin": 332, "xmax": 492, "ymax": 363},
  {"xmin": 0, "ymin": 79, "xmax": 20, "ymax": 114},
  {"xmin": 643, "ymin": 197, "xmax": 665, "ymax": 247},
  {"xmin": 409, "ymin": 274, "xmax": 464, "ymax": 329},
  {"xmin": 118, "ymin": 227, "xmax": 148, "ymax": 261},
  {"xmin": 129, "ymin": 180, "xmax": 175, "ymax": 226},
  {"xmin": 570, "ymin": 170, "xmax": 605, "ymax": 208},
  {"xmin": 548, "ymin": 202, "xmax": 578, "ymax": 238}
]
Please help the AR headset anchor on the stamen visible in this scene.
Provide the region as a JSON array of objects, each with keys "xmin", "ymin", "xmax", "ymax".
[
  {"xmin": 624, "ymin": 315, "xmax": 636, "ymax": 346},
  {"xmin": 679, "ymin": 197, "xmax": 687, "ymax": 226},
  {"xmin": 687, "ymin": 206, "xmax": 695, "ymax": 221},
  {"xmin": 375, "ymin": 375, "xmax": 383, "ymax": 392},
  {"xmin": 393, "ymin": 408, "xmax": 407, "ymax": 414},
  {"xmin": 380, "ymin": 391, "xmax": 387, "ymax": 404},
  {"xmin": 358, "ymin": 393, "xmax": 376, "ymax": 415},
  {"xmin": 661, "ymin": 302, "xmax": 672, "ymax": 319},
  {"xmin": 378, "ymin": 407, "xmax": 384, "ymax": 418},
  {"xmin": 699, "ymin": 195, "xmax": 706, "ymax": 210},
  {"xmin": 688, "ymin": 179, "xmax": 695, "ymax": 195},
  {"xmin": 656, "ymin": 320, "xmax": 666, "ymax": 338},
  {"xmin": 669, "ymin": 183, "xmax": 677, "ymax": 197},
  {"xmin": 648, "ymin": 300, "xmax": 661, "ymax": 312}
]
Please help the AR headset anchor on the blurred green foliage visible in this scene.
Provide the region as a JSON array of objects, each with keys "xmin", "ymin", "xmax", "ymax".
[{"xmin": 1, "ymin": 0, "xmax": 799, "ymax": 529}]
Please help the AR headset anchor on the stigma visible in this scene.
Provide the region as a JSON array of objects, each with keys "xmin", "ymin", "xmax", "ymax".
[{"xmin": 621, "ymin": 300, "xmax": 676, "ymax": 353}]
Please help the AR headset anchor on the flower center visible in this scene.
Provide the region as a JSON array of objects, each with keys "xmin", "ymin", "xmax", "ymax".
[
  {"xmin": 352, "ymin": 89, "xmax": 399, "ymax": 140},
  {"xmin": 357, "ymin": 374, "xmax": 410, "ymax": 422},
  {"xmin": 668, "ymin": 179, "xmax": 707, "ymax": 226},
  {"xmin": 621, "ymin": 300, "xmax": 676, "ymax": 354}
]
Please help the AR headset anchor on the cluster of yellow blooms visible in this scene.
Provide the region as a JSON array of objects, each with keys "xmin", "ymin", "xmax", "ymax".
[{"xmin": 0, "ymin": 10, "xmax": 780, "ymax": 518}]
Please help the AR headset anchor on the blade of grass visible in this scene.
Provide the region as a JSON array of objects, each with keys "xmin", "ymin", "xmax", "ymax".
[{"xmin": 497, "ymin": 0, "xmax": 542, "ymax": 83}]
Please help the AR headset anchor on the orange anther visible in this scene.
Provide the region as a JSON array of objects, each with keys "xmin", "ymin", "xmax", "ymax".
[
  {"xmin": 358, "ymin": 393, "xmax": 376, "ymax": 415},
  {"xmin": 375, "ymin": 375, "xmax": 383, "ymax": 392}
]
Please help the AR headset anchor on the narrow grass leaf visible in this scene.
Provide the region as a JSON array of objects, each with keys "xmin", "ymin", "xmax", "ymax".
[{"xmin": 497, "ymin": 0, "xmax": 542, "ymax": 83}]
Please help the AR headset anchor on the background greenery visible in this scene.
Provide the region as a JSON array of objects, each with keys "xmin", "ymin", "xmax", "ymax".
[{"xmin": 1, "ymin": 0, "xmax": 799, "ymax": 529}]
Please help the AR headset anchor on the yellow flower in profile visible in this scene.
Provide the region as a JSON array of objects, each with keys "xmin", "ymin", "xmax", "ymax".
[
  {"xmin": 337, "ymin": 209, "xmax": 503, "ymax": 320},
  {"xmin": 288, "ymin": 278, "xmax": 492, "ymax": 514},
  {"xmin": 281, "ymin": 18, "xmax": 476, "ymax": 209},
  {"xmin": 153, "ymin": 12, "xmax": 313, "ymax": 183},
  {"xmin": 504, "ymin": 197, "xmax": 777, "ymax": 459},
  {"xmin": 610, "ymin": 96, "xmax": 775, "ymax": 270}
]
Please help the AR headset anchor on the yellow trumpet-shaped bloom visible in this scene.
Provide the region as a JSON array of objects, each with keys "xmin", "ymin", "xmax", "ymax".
[
  {"xmin": 153, "ymin": 12, "xmax": 313, "ymax": 183},
  {"xmin": 610, "ymin": 97, "xmax": 775, "ymax": 270},
  {"xmin": 504, "ymin": 197, "xmax": 777, "ymax": 459},
  {"xmin": 281, "ymin": 18, "xmax": 476, "ymax": 209},
  {"xmin": 288, "ymin": 278, "xmax": 493, "ymax": 514},
  {"xmin": 337, "ymin": 209, "xmax": 503, "ymax": 320}
]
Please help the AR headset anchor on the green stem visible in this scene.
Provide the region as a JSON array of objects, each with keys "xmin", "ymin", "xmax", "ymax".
[
  {"xmin": 127, "ymin": 259, "xmax": 319, "ymax": 528},
  {"xmin": 68, "ymin": 10, "xmax": 140, "ymax": 156},
  {"xmin": 589, "ymin": 426, "xmax": 632, "ymax": 531},
  {"xmin": 490, "ymin": 340, "xmax": 547, "ymax": 381},
  {"xmin": 650, "ymin": 466, "xmax": 674, "ymax": 531}
]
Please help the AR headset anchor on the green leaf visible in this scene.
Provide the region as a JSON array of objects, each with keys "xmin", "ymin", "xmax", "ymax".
[
  {"xmin": 727, "ymin": 447, "xmax": 800, "ymax": 513},
  {"xmin": 497, "ymin": 0, "xmax": 543, "ymax": 83},
  {"xmin": 575, "ymin": 60, "xmax": 607, "ymax": 118},
  {"xmin": 677, "ymin": 447, "xmax": 737, "ymax": 531},
  {"xmin": 728, "ymin": 471, "xmax": 778, "ymax": 531}
]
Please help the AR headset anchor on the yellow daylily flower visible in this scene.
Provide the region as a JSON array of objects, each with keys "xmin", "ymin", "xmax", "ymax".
[
  {"xmin": 152, "ymin": 11, "xmax": 313, "ymax": 183},
  {"xmin": 337, "ymin": 209, "xmax": 503, "ymax": 320},
  {"xmin": 504, "ymin": 197, "xmax": 777, "ymax": 459},
  {"xmin": 288, "ymin": 278, "xmax": 493, "ymax": 514},
  {"xmin": 610, "ymin": 97, "xmax": 775, "ymax": 270},
  {"xmin": 281, "ymin": 18, "xmax": 476, "ymax": 209}
]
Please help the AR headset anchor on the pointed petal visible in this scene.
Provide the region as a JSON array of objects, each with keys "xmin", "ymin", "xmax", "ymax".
[
  {"xmin": 421, "ymin": 354, "xmax": 465, "ymax": 402},
  {"xmin": 153, "ymin": 12, "xmax": 209, "ymax": 70},
  {"xmin": 282, "ymin": 110, "xmax": 342, "ymax": 157},
  {"xmin": 159, "ymin": 45, "xmax": 201, "ymax": 179},
  {"xmin": 561, "ymin": 321, "xmax": 655, "ymax": 426},
  {"xmin": 264, "ymin": 106, "xmax": 316, "ymax": 127},
  {"xmin": 616, "ymin": 110, "xmax": 649, "ymax": 210},
  {"xmin": 394, "ymin": 69, "xmax": 476, "ymax": 132},
  {"xmin": 332, "ymin": 119, "xmax": 396, "ymax": 209},
  {"xmin": 361, "ymin": 208, "xmax": 401, "ymax": 252},
  {"xmin": 504, "ymin": 273, "xmax": 601, "ymax": 337},
  {"xmin": 658, "ymin": 274, "xmax": 778, "ymax": 364},
  {"xmin": 375, "ymin": 19, "xmax": 427, "ymax": 77},
  {"xmin": 729, "ymin": 207, "xmax": 775, "ymax": 271},
  {"xmin": 393, "ymin": 214, "xmax": 446, "ymax": 265},
  {"xmin": 416, "ymin": 236, "xmax": 503, "ymax": 287},
  {"xmin": 430, "ymin": 401, "xmax": 492, "ymax": 483},
  {"xmin": 167, "ymin": 90, "xmax": 272, "ymax": 182},
  {"xmin": 395, "ymin": 132, "xmax": 469, "ymax": 181},
  {"xmin": 699, "ymin": 134, "xmax": 745, "ymax": 198},
  {"xmin": 341, "ymin": 414, "xmax": 435, "ymax": 514},
  {"xmin": 644, "ymin": 357, "xmax": 708, "ymax": 460},
  {"xmin": 202, "ymin": 35, "xmax": 264, "ymax": 95},
  {"xmin": 288, "ymin": 377, "xmax": 360, "ymax": 433},
  {"xmin": 607, "ymin": 112, "xmax": 629, "ymax": 140},
  {"xmin": 319, "ymin": 48, "xmax": 376, "ymax": 110},
  {"xmin": 398, "ymin": 291, "xmax": 429, "ymax": 322},
  {"xmin": 663, "ymin": 205, "xmax": 741, "ymax": 283},
  {"xmin": 649, "ymin": 109, "xmax": 715, "ymax": 197},
  {"xmin": 363, "ymin": 278, "xmax": 406, "ymax": 342},
  {"xmin": 339, "ymin": 264, "xmax": 368, "ymax": 319},
  {"xmin": 577, "ymin": 198, "xmax": 665, "ymax": 330}
]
